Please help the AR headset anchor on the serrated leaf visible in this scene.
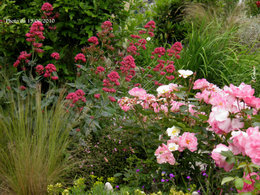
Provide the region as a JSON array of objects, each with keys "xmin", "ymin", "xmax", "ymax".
[
  {"xmin": 243, "ymin": 179, "xmax": 252, "ymax": 185},
  {"xmin": 237, "ymin": 162, "xmax": 248, "ymax": 169},
  {"xmin": 235, "ymin": 178, "xmax": 244, "ymax": 190},
  {"xmin": 221, "ymin": 177, "xmax": 235, "ymax": 185}
]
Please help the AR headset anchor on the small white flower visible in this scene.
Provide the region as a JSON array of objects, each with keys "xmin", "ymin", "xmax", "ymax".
[
  {"xmin": 156, "ymin": 84, "xmax": 171, "ymax": 95},
  {"xmin": 104, "ymin": 182, "xmax": 113, "ymax": 192},
  {"xmin": 168, "ymin": 143, "xmax": 179, "ymax": 151},
  {"xmin": 178, "ymin": 69, "xmax": 193, "ymax": 78},
  {"xmin": 166, "ymin": 126, "xmax": 180, "ymax": 137},
  {"xmin": 146, "ymin": 37, "xmax": 151, "ymax": 41}
]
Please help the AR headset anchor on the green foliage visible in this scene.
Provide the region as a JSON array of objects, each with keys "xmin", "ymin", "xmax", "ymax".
[
  {"xmin": 0, "ymin": 0, "xmax": 130, "ymax": 79},
  {"xmin": 151, "ymin": 0, "xmax": 191, "ymax": 44},
  {"xmin": 0, "ymin": 89, "xmax": 73, "ymax": 194}
]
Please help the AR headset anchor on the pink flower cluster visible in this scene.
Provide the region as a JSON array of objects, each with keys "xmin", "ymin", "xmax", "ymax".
[
  {"xmin": 13, "ymin": 51, "xmax": 31, "ymax": 68},
  {"xmin": 119, "ymin": 85, "xmax": 204, "ymax": 118},
  {"xmin": 155, "ymin": 132, "xmax": 198, "ymax": 165},
  {"xmin": 75, "ymin": 53, "xmax": 86, "ymax": 63},
  {"xmin": 26, "ymin": 21, "xmax": 45, "ymax": 53},
  {"xmin": 229, "ymin": 126, "xmax": 260, "ymax": 165},
  {"xmin": 211, "ymin": 126, "xmax": 260, "ymax": 173},
  {"xmin": 51, "ymin": 52, "xmax": 60, "ymax": 60},
  {"xmin": 193, "ymin": 79, "xmax": 259, "ymax": 135},
  {"xmin": 120, "ymin": 55, "xmax": 136, "ymax": 82},
  {"xmin": 66, "ymin": 89, "xmax": 86, "ymax": 107}
]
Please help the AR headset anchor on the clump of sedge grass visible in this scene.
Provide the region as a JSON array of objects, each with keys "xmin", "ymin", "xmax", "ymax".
[{"xmin": 0, "ymin": 87, "xmax": 73, "ymax": 194}]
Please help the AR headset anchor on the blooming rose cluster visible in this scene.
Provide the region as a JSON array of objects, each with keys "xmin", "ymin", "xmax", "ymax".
[
  {"xmin": 155, "ymin": 127, "xmax": 198, "ymax": 165},
  {"xmin": 66, "ymin": 89, "xmax": 86, "ymax": 108},
  {"xmin": 211, "ymin": 127, "xmax": 260, "ymax": 173},
  {"xmin": 118, "ymin": 84, "xmax": 204, "ymax": 117},
  {"xmin": 26, "ymin": 21, "xmax": 45, "ymax": 53},
  {"xmin": 193, "ymin": 79, "xmax": 259, "ymax": 135},
  {"xmin": 13, "ymin": 51, "xmax": 31, "ymax": 68}
]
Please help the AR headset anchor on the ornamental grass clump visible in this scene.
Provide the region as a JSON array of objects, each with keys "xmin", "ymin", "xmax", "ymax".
[{"xmin": 0, "ymin": 89, "xmax": 72, "ymax": 195}]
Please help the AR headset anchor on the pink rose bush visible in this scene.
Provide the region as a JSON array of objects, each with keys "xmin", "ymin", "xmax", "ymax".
[{"xmin": 117, "ymin": 77, "xmax": 259, "ymax": 193}]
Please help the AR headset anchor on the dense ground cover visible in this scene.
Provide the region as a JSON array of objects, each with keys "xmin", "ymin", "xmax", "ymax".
[{"xmin": 0, "ymin": 0, "xmax": 259, "ymax": 194}]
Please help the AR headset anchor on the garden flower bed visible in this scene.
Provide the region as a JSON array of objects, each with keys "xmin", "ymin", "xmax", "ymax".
[{"xmin": 0, "ymin": 1, "xmax": 259, "ymax": 194}]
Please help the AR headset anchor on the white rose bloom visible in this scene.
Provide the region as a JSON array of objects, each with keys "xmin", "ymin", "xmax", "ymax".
[
  {"xmin": 146, "ymin": 37, "xmax": 151, "ymax": 41},
  {"xmin": 156, "ymin": 84, "xmax": 171, "ymax": 96},
  {"xmin": 168, "ymin": 143, "xmax": 179, "ymax": 151},
  {"xmin": 178, "ymin": 70, "xmax": 193, "ymax": 78},
  {"xmin": 166, "ymin": 126, "xmax": 180, "ymax": 137}
]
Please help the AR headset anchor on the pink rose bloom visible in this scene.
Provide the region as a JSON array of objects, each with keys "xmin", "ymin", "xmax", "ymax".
[
  {"xmin": 245, "ymin": 127, "xmax": 260, "ymax": 165},
  {"xmin": 128, "ymin": 87, "xmax": 147, "ymax": 100},
  {"xmin": 208, "ymin": 106, "xmax": 244, "ymax": 135},
  {"xmin": 237, "ymin": 172, "xmax": 260, "ymax": 193},
  {"xmin": 195, "ymin": 90, "xmax": 212, "ymax": 104},
  {"xmin": 170, "ymin": 101, "xmax": 185, "ymax": 112},
  {"xmin": 243, "ymin": 96, "xmax": 260, "ymax": 109},
  {"xmin": 224, "ymin": 83, "xmax": 255, "ymax": 99},
  {"xmin": 193, "ymin": 78, "xmax": 210, "ymax": 90},
  {"xmin": 229, "ymin": 131, "xmax": 248, "ymax": 155},
  {"xmin": 178, "ymin": 132, "xmax": 198, "ymax": 152},
  {"xmin": 155, "ymin": 144, "xmax": 175, "ymax": 165},
  {"xmin": 211, "ymin": 144, "xmax": 233, "ymax": 172}
]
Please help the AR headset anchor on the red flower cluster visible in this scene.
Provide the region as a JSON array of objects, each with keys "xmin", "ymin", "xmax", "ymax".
[
  {"xmin": 120, "ymin": 55, "xmax": 136, "ymax": 82},
  {"xmin": 95, "ymin": 66, "xmax": 105, "ymax": 74},
  {"xmin": 41, "ymin": 2, "xmax": 53, "ymax": 15},
  {"xmin": 97, "ymin": 21, "xmax": 115, "ymax": 51},
  {"xmin": 152, "ymin": 47, "xmax": 166, "ymax": 58},
  {"xmin": 26, "ymin": 21, "xmax": 45, "ymax": 53},
  {"xmin": 256, "ymin": 1, "xmax": 260, "ymax": 8},
  {"xmin": 75, "ymin": 53, "xmax": 86, "ymax": 63},
  {"xmin": 51, "ymin": 52, "xmax": 60, "ymax": 60},
  {"xmin": 167, "ymin": 42, "xmax": 183, "ymax": 59},
  {"xmin": 88, "ymin": 36, "xmax": 99, "ymax": 45},
  {"xmin": 13, "ymin": 51, "xmax": 31, "ymax": 67},
  {"xmin": 66, "ymin": 89, "xmax": 86, "ymax": 107},
  {"xmin": 44, "ymin": 63, "xmax": 57, "ymax": 78},
  {"xmin": 102, "ymin": 71, "xmax": 120, "ymax": 93},
  {"xmin": 35, "ymin": 64, "xmax": 45, "ymax": 75},
  {"xmin": 143, "ymin": 20, "xmax": 156, "ymax": 37},
  {"xmin": 41, "ymin": 2, "xmax": 59, "ymax": 30}
]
